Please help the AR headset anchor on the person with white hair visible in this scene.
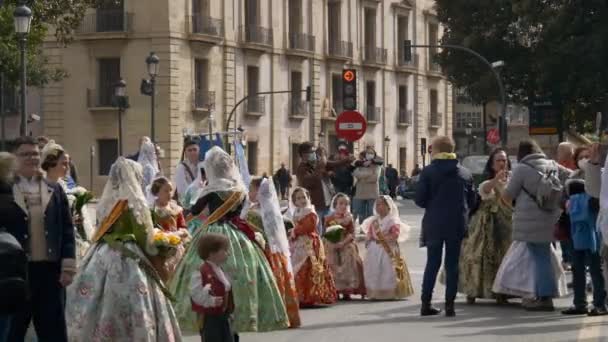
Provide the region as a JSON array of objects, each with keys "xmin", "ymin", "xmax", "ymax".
[{"xmin": 65, "ymin": 157, "xmax": 182, "ymax": 341}]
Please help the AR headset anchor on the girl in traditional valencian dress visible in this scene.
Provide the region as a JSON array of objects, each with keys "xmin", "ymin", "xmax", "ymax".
[
  {"xmin": 150, "ymin": 177, "xmax": 191, "ymax": 283},
  {"xmin": 66, "ymin": 157, "xmax": 181, "ymax": 341},
  {"xmin": 323, "ymin": 193, "xmax": 366, "ymax": 300},
  {"xmin": 362, "ymin": 195, "xmax": 414, "ymax": 300},
  {"xmin": 289, "ymin": 187, "xmax": 337, "ymax": 306},
  {"xmin": 169, "ymin": 147, "xmax": 289, "ymax": 333},
  {"xmin": 248, "ymin": 177, "xmax": 301, "ymax": 327}
]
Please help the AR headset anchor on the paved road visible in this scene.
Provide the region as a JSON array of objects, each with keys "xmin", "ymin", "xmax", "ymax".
[{"xmin": 184, "ymin": 200, "xmax": 608, "ymax": 342}]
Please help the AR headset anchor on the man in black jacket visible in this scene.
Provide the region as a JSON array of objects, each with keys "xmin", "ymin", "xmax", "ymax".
[
  {"xmin": 415, "ymin": 136, "xmax": 475, "ymax": 317},
  {"xmin": 6, "ymin": 136, "xmax": 75, "ymax": 342}
]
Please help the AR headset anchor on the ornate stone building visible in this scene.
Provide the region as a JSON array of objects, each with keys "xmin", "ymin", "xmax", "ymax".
[{"xmin": 40, "ymin": 0, "xmax": 451, "ymax": 192}]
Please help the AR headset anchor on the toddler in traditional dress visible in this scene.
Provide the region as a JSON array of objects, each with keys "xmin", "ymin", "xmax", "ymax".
[{"xmin": 190, "ymin": 233, "xmax": 238, "ymax": 342}]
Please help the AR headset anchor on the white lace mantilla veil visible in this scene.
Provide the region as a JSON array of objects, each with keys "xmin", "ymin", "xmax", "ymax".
[
  {"xmin": 199, "ymin": 146, "xmax": 246, "ymax": 198},
  {"xmin": 258, "ymin": 178, "xmax": 292, "ymax": 272},
  {"xmin": 95, "ymin": 157, "xmax": 157, "ymax": 255},
  {"xmin": 137, "ymin": 137, "xmax": 160, "ymax": 174},
  {"xmin": 360, "ymin": 195, "xmax": 410, "ymax": 242}
]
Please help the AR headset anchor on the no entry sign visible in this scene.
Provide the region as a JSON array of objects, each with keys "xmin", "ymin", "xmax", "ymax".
[
  {"xmin": 487, "ymin": 128, "xmax": 500, "ymax": 145},
  {"xmin": 335, "ymin": 110, "xmax": 367, "ymax": 142}
]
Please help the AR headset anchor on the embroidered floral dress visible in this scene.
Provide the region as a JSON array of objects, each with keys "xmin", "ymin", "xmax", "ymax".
[
  {"xmin": 151, "ymin": 200, "xmax": 189, "ymax": 283},
  {"xmin": 290, "ymin": 209, "xmax": 337, "ymax": 306},
  {"xmin": 66, "ymin": 201, "xmax": 181, "ymax": 342},
  {"xmin": 458, "ymin": 180, "xmax": 513, "ymax": 300},
  {"xmin": 170, "ymin": 191, "xmax": 289, "ymax": 333},
  {"xmin": 324, "ymin": 212, "xmax": 366, "ymax": 297}
]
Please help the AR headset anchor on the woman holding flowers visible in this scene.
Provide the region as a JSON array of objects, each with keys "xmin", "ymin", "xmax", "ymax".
[
  {"xmin": 170, "ymin": 146, "xmax": 289, "ymax": 333},
  {"xmin": 65, "ymin": 157, "xmax": 181, "ymax": 341},
  {"xmin": 150, "ymin": 177, "xmax": 190, "ymax": 282},
  {"xmin": 362, "ymin": 196, "xmax": 413, "ymax": 300},
  {"xmin": 289, "ymin": 187, "xmax": 337, "ymax": 306},
  {"xmin": 323, "ymin": 193, "xmax": 366, "ymax": 300}
]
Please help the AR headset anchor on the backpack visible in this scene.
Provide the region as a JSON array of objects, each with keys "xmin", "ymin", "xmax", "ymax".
[
  {"xmin": 521, "ymin": 160, "xmax": 563, "ymax": 212},
  {"xmin": 0, "ymin": 230, "xmax": 27, "ymax": 314}
]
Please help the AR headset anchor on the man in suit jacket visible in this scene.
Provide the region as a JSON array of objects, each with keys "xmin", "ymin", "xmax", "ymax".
[{"xmin": 6, "ymin": 136, "xmax": 75, "ymax": 342}]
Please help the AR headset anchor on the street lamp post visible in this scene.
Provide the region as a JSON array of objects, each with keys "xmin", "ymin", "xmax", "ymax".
[
  {"xmin": 0, "ymin": 73, "xmax": 5, "ymax": 151},
  {"xmin": 465, "ymin": 123, "xmax": 472, "ymax": 157},
  {"xmin": 14, "ymin": 2, "xmax": 32, "ymax": 137},
  {"xmin": 113, "ymin": 79, "xmax": 129, "ymax": 155},
  {"xmin": 318, "ymin": 131, "xmax": 325, "ymax": 148},
  {"xmin": 145, "ymin": 52, "xmax": 159, "ymax": 142},
  {"xmin": 384, "ymin": 136, "xmax": 391, "ymax": 163}
]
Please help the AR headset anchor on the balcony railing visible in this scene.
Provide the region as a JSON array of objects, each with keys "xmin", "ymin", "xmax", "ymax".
[
  {"xmin": 397, "ymin": 49, "xmax": 418, "ymax": 67},
  {"xmin": 429, "ymin": 53, "xmax": 442, "ymax": 72},
  {"xmin": 289, "ymin": 32, "xmax": 315, "ymax": 52},
  {"xmin": 241, "ymin": 25, "xmax": 273, "ymax": 46},
  {"xmin": 1, "ymin": 88, "xmax": 18, "ymax": 115},
  {"xmin": 87, "ymin": 88, "xmax": 114, "ymax": 108},
  {"xmin": 192, "ymin": 15, "xmax": 224, "ymax": 37},
  {"xmin": 77, "ymin": 10, "xmax": 132, "ymax": 34},
  {"xmin": 328, "ymin": 40, "xmax": 353, "ymax": 58},
  {"xmin": 366, "ymin": 106, "xmax": 381, "ymax": 122},
  {"xmin": 290, "ymin": 98, "xmax": 307, "ymax": 117},
  {"xmin": 429, "ymin": 112, "xmax": 443, "ymax": 128},
  {"xmin": 363, "ymin": 46, "xmax": 387, "ymax": 64},
  {"xmin": 246, "ymin": 96, "xmax": 265, "ymax": 115},
  {"xmin": 193, "ymin": 90, "xmax": 215, "ymax": 110},
  {"xmin": 398, "ymin": 109, "xmax": 412, "ymax": 125}
]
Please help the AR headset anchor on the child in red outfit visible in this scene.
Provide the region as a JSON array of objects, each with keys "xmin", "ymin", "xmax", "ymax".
[{"xmin": 190, "ymin": 233, "xmax": 238, "ymax": 342}]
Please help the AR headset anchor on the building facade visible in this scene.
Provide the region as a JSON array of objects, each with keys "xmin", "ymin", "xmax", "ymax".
[{"xmin": 41, "ymin": 0, "xmax": 452, "ymax": 193}]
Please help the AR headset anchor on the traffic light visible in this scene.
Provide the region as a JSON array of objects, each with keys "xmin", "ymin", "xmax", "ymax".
[
  {"xmin": 342, "ymin": 69, "xmax": 357, "ymax": 111},
  {"xmin": 404, "ymin": 40, "xmax": 412, "ymax": 62},
  {"xmin": 305, "ymin": 86, "xmax": 311, "ymax": 102}
]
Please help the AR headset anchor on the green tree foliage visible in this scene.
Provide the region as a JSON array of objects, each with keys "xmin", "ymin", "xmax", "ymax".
[
  {"xmin": 434, "ymin": 0, "xmax": 608, "ymax": 130},
  {"xmin": 0, "ymin": 0, "xmax": 118, "ymax": 87}
]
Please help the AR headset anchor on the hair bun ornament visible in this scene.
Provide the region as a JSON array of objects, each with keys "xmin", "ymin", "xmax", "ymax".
[{"xmin": 41, "ymin": 140, "xmax": 64, "ymax": 163}]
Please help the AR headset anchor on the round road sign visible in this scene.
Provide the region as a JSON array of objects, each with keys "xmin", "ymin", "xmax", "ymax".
[
  {"xmin": 487, "ymin": 128, "xmax": 500, "ymax": 145},
  {"xmin": 335, "ymin": 111, "xmax": 367, "ymax": 142}
]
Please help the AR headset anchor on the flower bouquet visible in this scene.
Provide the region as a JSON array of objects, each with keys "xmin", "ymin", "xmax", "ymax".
[
  {"xmin": 70, "ymin": 186, "xmax": 94, "ymax": 241},
  {"xmin": 153, "ymin": 229, "xmax": 183, "ymax": 257},
  {"xmin": 323, "ymin": 224, "xmax": 345, "ymax": 243}
]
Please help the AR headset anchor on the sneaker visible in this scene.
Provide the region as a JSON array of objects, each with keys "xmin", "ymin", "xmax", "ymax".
[
  {"xmin": 561, "ymin": 307, "xmax": 588, "ymax": 315},
  {"xmin": 588, "ymin": 307, "xmax": 608, "ymax": 316},
  {"xmin": 525, "ymin": 299, "xmax": 555, "ymax": 312}
]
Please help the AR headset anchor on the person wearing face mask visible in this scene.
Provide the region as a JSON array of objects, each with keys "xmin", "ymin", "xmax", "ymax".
[
  {"xmin": 330, "ymin": 144, "xmax": 355, "ymax": 198},
  {"xmin": 296, "ymin": 142, "xmax": 353, "ymax": 235},
  {"xmin": 353, "ymin": 147, "xmax": 382, "ymax": 224}
]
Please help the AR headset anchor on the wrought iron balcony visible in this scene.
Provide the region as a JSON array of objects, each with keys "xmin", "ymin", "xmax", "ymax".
[
  {"xmin": 193, "ymin": 90, "xmax": 215, "ymax": 110},
  {"xmin": 245, "ymin": 96, "xmax": 265, "ymax": 115},
  {"xmin": 363, "ymin": 46, "xmax": 387, "ymax": 64},
  {"xmin": 191, "ymin": 15, "xmax": 224, "ymax": 37},
  {"xmin": 77, "ymin": 10, "xmax": 132, "ymax": 34},
  {"xmin": 289, "ymin": 32, "xmax": 315, "ymax": 52},
  {"xmin": 398, "ymin": 109, "xmax": 412, "ymax": 125},
  {"xmin": 290, "ymin": 98, "xmax": 307, "ymax": 117},
  {"xmin": 397, "ymin": 48, "xmax": 418, "ymax": 68},
  {"xmin": 366, "ymin": 106, "xmax": 381, "ymax": 123},
  {"xmin": 328, "ymin": 40, "xmax": 353, "ymax": 59},
  {"xmin": 429, "ymin": 112, "xmax": 443, "ymax": 128},
  {"xmin": 241, "ymin": 25, "xmax": 273, "ymax": 46},
  {"xmin": 87, "ymin": 88, "xmax": 114, "ymax": 108}
]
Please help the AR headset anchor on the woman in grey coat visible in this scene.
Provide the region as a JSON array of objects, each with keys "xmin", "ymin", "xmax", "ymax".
[{"xmin": 492, "ymin": 139, "xmax": 569, "ymax": 311}]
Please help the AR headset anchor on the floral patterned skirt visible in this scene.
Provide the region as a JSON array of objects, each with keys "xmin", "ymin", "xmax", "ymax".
[
  {"xmin": 324, "ymin": 239, "xmax": 366, "ymax": 296},
  {"xmin": 266, "ymin": 251, "xmax": 301, "ymax": 328},
  {"xmin": 66, "ymin": 242, "xmax": 182, "ymax": 342},
  {"xmin": 291, "ymin": 236, "xmax": 338, "ymax": 306},
  {"xmin": 170, "ymin": 221, "xmax": 289, "ymax": 333}
]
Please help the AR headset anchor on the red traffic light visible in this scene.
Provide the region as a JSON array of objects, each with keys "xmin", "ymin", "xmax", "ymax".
[{"xmin": 343, "ymin": 70, "xmax": 355, "ymax": 82}]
